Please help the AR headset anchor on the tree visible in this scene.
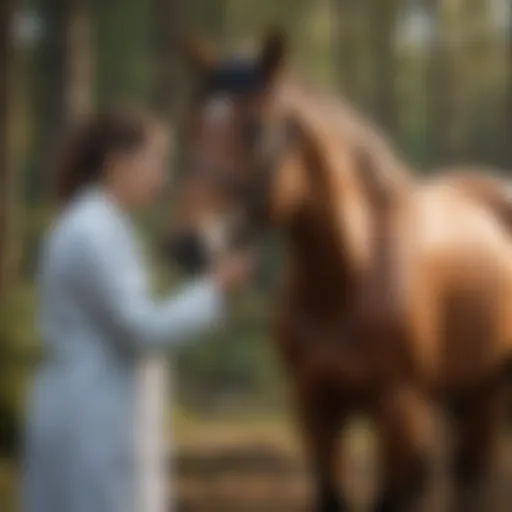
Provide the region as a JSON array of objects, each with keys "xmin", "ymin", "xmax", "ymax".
[
  {"xmin": 0, "ymin": 0, "xmax": 22, "ymax": 459},
  {"xmin": 456, "ymin": 0, "xmax": 499, "ymax": 165},
  {"xmin": 28, "ymin": 0, "xmax": 77, "ymax": 203},
  {"xmin": 368, "ymin": 0, "xmax": 400, "ymax": 135},
  {"xmin": 330, "ymin": 0, "xmax": 367, "ymax": 105},
  {"xmin": 92, "ymin": 0, "xmax": 153, "ymax": 108},
  {"xmin": 188, "ymin": 0, "xmax": 227, "ymax": 45},
  {"xmin": 0, "ymin": 0, "xmax": 17, "ymax": 300},
  {"xmin": 153, "ymin": 0, "xmax": 184, "ymax": 123},
  {"xmin": 23, "ymin": 0, "xmax": 92, "ymax": 207},
  {"xmin": 508, "ymin": 0, "xmax": 512, "ymax": 167},
  {"xmin": 65, "ymin": 0, "xmax": 93, "ymax": 123},
  {"xmin": 427, "ymin": 0, "xmax": 459, "ymax": 165}
]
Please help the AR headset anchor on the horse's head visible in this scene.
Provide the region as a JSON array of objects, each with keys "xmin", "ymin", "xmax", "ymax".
[
  {"xmin": 166, "ymin": 29, "xmax": 411, "ymax": 276},
  {"xmin": 165, "ymin": 30, "xmax": 310, "ymax": 274}
]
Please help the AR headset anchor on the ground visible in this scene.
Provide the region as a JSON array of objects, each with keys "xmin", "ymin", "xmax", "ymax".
[
  {"xmin": 174, "ymin": 413, "xmax": 512, "ymax": 511},
  {"xmin": 2, "ymin": 413, "xmax": 512, "ymax": 511}
]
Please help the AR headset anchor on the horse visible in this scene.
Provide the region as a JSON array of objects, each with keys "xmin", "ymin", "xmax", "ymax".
[{"xmin": 167, "ymin": 30, "xmax": 512, "ymax": 511}]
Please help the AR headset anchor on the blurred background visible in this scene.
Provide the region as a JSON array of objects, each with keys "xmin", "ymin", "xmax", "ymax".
[{"xmin": 1, "ymin": 0, "xmax": 512, "ymax": 510}]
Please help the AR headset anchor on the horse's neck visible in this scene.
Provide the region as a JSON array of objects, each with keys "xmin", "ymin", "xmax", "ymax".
[
  {"xmin": 279, "ymin": 89, "xmax": 412, "ymax": 314},
  {"xmin": 284, "ymin": 199, "xmax": 363, "ymax": 313},
  {"xmin": 284, "ymin": 191, "xmax": 409, "ymax": 325}
]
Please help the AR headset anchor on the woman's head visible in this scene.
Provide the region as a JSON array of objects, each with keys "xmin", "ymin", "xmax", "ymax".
[{"xmin": 55, "ymin": 109, "xmax": 169, "ymax": 209}]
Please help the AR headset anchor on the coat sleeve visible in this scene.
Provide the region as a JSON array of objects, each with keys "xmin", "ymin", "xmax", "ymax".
[{"xmin": 73, "ymin": 219, "xmax": 225, "ymax": 351}]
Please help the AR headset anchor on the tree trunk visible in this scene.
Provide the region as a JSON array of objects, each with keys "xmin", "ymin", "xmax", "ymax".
[
  {"xmin": 330, "ymin": 0, "xmax": 363, "ymax": 104},
  {"xmin": 153, "ymin": 0, "xmax": 183, "ymax": 122},
  {"xmin": 27, "ymin": 0, "xmax": 68, "ymax": 203},
  {"xmin": 457, "ymin": 0, "xmax": 496, "ymax": 164},
  {"xmin": 27, "ymin": 0, "xmax": 92, "ymax": 205},
  {"xmin": 189, "ymin": 0, "xmax": 227, "ymax": 46},
  {"xmin": 427, "ymin": 0, "xmax": 458, "ymax": 166},
  {"xmin": 368, "ymin": 0, "xmax": 399, "ymax": 135},
  {"xmin": 66, "ymin": 0, "xmax": 93, "ymax": 123},
  {"xmin": 508, "ymin": 0, "xmax": 512, "ymax": 167},
  {"xmin": 0, "ymin": 0, "xmax": 17, "ymax": 301},
  {"xmin": 38, "ymin": 0, "xmax": 69, "ymax": 138}
]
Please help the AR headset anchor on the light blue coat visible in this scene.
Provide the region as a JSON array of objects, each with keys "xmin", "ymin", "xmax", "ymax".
[{"xmin": 22, "ymin": 187, "xmax": 224, "ymax": 512}]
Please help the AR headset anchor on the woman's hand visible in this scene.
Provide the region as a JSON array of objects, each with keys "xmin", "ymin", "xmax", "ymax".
[{"xmin": 212, "ymin": 251, "xmax": 255, "ymax": 294}]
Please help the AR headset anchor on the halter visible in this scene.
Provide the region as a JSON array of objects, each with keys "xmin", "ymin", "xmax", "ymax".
[
  {"xmin": 194, "ymin": 58, "xmax": 297, "ymax": 247},
  {"xmin": 201, "ymin": 58, "xmax": 268, "ymax": 97},
  {"xmin": 189, "ymin": 118, "xmax": 295, "ymax": 248}
]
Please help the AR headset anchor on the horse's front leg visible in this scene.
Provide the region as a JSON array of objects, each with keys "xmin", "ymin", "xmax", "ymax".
[
  {"xmin": 296, "ymin": 394, "xmax": 348, "ymax": 512},
  {"xmin": 449, "ymin": 389, "xmax": 499, "ymax": 512},
  {"xmin": 373, "ymin": 387, "xmax": 433, "ymax": 512}
]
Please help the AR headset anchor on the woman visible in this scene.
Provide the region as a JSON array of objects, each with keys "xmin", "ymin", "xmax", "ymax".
[{"xmin": 22, "ymin": 110, "xmax": 252, "ymax": 512}]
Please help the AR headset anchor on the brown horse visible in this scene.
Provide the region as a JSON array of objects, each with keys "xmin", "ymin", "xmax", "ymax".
[{"xmin": 168, "ymin": 31, "xmax": 512, "ymax": 511}]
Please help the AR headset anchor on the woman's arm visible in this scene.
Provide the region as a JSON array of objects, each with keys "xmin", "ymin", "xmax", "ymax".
[{"xmin": 74, "ymin": 220, "xmax": 225, "ymax": 351}]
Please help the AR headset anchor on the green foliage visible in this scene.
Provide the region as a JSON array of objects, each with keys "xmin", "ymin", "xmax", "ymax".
[
  {"xmin": 92, "ymin": 0, "xmax": 154, "ymax": 106},
  {"xmin": 0, "ymin": 284, "xmax": 40, "ymax": 456},
  {"xmin": 176, "ymin": 292, "xmax": 283, "ymax": 408}
]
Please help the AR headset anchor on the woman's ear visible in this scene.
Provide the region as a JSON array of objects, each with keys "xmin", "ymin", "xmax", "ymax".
[
  {"xmin": 176, "ymin": 33, "xmax": 218, "ymax": 74},
  {"xmin": 258, "ymin": 28, "xmax": 287, "ymax": 85}
]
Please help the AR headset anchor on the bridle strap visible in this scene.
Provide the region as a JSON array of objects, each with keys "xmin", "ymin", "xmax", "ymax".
[{"xmin": 191, "ymin": 117, "xmax": 296, "ymax": 248}]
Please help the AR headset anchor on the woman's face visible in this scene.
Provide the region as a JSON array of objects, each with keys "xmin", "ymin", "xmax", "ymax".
[{"xmin": 108, "ymin": 125, "xmax": 170, "ymax": 209}]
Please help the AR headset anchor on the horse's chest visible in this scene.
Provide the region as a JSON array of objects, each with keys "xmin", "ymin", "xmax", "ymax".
[{"xmin": 277, "ymin": 310, "xmax": 406, "ymax": 393}]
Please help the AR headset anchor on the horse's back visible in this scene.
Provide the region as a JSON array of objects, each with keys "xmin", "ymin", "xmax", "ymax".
[{"xmin": 407, "ymin": 179, "xmax": 512, "ymax": 391}]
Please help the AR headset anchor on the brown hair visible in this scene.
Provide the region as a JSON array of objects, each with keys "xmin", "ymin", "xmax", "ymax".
[{"xmin": 55, "ymin": 109, "xmax": 157, "ymax": 204}]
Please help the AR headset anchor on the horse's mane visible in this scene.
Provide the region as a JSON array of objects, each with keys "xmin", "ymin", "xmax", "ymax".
[
  {"xmin": 273, "ymin": 83, "xmax": 415, "ymax": 278},
  {"xmin": 277, "ymin": 83, "xmax": 413, "ymax": 207}
]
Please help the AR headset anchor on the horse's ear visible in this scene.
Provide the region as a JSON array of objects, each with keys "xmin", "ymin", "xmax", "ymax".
[
  {"xmin": 176, "ymin": 33, "xmax": 217, "ymax": 73},
  {"xmin": 258, "ymin": 28, "xmax": 287, "ymax": 85}
]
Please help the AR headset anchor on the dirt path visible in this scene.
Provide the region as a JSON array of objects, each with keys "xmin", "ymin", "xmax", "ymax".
[{"xmin": 174, "ymin": 418, "xmax": 512, "ymax": 512}]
